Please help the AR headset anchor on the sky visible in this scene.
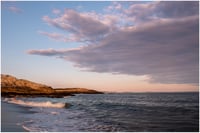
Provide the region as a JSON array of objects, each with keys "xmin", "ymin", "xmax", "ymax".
[{"xmin": 1, "ymin": 1, "xmax": 199, "ymax": 92}]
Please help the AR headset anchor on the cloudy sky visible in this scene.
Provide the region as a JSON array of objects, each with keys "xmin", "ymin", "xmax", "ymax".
[{"xmin": 2, "ymin": 1, "xmax": 199, "ymax": 92}]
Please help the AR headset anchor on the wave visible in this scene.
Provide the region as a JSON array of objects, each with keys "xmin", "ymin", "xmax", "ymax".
[
  {"xmin": 22, "ymin": 124, "xmax": 47, "ymax": 132},
  {"xmin": 3, "ymin": 98, "xmax": 67, "ymax": 108},
  {"xmin": 22, "ymin": 125, "xmax": 33, "ymax": 132}
]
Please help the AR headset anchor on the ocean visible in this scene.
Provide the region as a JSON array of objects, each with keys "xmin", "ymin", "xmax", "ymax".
[{"xmin": 1, "ymin": 92, "xmax": 199, "ymax": 132}]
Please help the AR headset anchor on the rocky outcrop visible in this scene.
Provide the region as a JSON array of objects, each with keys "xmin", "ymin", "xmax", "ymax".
[
  {"xmin": 1, "ymin": 74, "xmax": 103, "ymax": 98},
  {"xmin": 54, "ymin": 88, "xmax": 103, "ymax": 94},
  {"xmin": 1, "ymin": 74, "xmax": 54, "ymax": 94},
  {"xmin": 1, "ymin": 74, "xmax": 57, "ymax": 97}
]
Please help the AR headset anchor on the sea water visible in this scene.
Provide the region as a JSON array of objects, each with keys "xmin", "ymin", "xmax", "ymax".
[{"xmin": 2, "ymin": 92, "xmax": 199, "ymax": 132}]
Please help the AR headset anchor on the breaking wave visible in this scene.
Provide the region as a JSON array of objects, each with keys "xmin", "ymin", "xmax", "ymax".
[{"xmin": 3, "ymin": 98, "xmax": 66, "ymax": 108}]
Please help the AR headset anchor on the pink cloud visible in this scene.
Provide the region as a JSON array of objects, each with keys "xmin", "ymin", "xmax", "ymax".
[
  {"xmin": 38, "ymin": 31, "xmax": 65, "ymax": 41},
  {"xmin": 28, "ymin": 2, "xmax": 199, "ymax": 84},
  {"xmin": 52, "ymin": 9, "xmax": 61, "ymax": 15},
  {"xmin": 29, "ymin": 15, "xmax": 199, "ymax": 84},
  {"xmin": 42, "ymin": 9, "xmax": 113, "ymax": 43},
  {"xmin": 8, "ymin": 6, "xmax": 22, "ymax": 13},
  {"xmin": 38, "ymin": 31, "xmax": 83, "ymax": 42}
]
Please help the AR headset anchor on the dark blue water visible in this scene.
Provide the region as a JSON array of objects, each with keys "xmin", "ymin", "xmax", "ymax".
[{"xmin": 3, "ymin": 92, "xmax": 199, "ymax": 131}]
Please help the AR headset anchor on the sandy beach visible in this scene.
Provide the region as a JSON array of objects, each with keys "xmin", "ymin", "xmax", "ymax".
[{"xmin": 1, "ymin": 101, "xmax": 30, "ymax": 132}]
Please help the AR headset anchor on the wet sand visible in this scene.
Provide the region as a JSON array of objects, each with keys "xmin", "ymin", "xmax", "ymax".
[{"xmin": 1, "ymin": 102, "xmax": 31, "ymax": 132}]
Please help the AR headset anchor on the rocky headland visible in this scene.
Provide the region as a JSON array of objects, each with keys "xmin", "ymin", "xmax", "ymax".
[{"xmin": 1, "ymin": 74, "xmax": 103, "ymax": 98}]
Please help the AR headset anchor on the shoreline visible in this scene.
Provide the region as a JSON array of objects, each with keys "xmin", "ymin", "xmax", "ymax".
[{"xmin": 1, "ymin": 101, "xmax": 33, "ymax": 132}]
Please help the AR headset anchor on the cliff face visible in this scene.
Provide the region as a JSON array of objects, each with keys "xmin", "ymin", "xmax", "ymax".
[{"xmin": 1, "ymin": 74, "xmax": 55, "ymax": 94}]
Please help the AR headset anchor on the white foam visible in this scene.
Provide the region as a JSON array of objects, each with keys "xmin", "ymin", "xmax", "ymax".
[
  {"xmin": 4, "ymin": 98, "xmax": 66, "ymax": 108},
  {"xmin": 50, "ymin": 111, "xmax": 59, "ymax": 115},
  {"xmin": 22, "ymin": 125, "xmax": 47, "ymax": 132},
  {"xmin": 22, "ymin": 125, "xmax": 32, "ymax": 132}
]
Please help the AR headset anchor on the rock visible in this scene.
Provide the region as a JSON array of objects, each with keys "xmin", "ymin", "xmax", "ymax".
[
  {"xmin": 1, "ymin": 74, "xmax": 55, "ymax": 94},
  {"xmin": 54, "ymin": 88, "xmax": 103, "ymax": 94},
  {"xmin": 1, "ymin": 74, "xmax": 103, "ymax": 98}
]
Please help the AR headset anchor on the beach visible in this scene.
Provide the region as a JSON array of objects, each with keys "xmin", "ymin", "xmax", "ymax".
[{"xmin": 1, "ymin": 102, "xmax": 30, "ymax": 132}]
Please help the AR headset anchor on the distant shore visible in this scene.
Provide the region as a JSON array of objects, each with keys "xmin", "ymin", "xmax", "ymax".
[{"xmin": 1, "ymin": 102, "xmax": 32, "ymax": 132}]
